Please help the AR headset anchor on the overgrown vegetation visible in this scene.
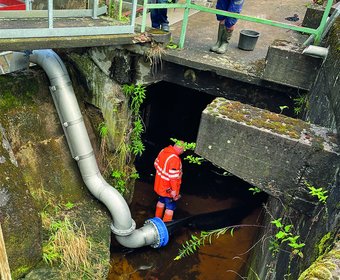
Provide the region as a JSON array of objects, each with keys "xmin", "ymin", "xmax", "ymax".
[
  {"xmin": 269, "ymin": 218, "xmax": 305, "ymax": 258},
  {"xmin": 175, "ymin": 206, "xmax": 307, "ymax": 262},
  {"xmin": 293, "ymin": 94, "xmax": 308, "ymax": 116},
  {"xmin": 30, "ymin": 187, "xmax": 109, "ymax": 279},
  {"xmin": 111, "ymin": 169, "xmax": 139, "ymax": 195},
  {"xmin": 42, "ymin": 216, "xmax": 90, "ymax": 269},
  {"xmin": 174, "ymin": 224, "xmax": 264, "ymax": 261},
  {"xmin": 145, "ymin": 42, "xmax": 166, "ymax": 75},
  {"xmin": 97, "ymin": 84, "xmax": 146, "ymax": 195},
  {"xmin": 170, "ymin": 138, "xmax": 204, "ymax": 165},
  {"xmin": 174, "ymin": 227, "xmax": 237, "ymax": 260}
]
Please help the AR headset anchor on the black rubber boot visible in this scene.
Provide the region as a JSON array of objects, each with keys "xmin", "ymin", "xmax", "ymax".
[
  {"xmin": 216, "ymin": 29, "xmax": 233, "ymax": 54},
  {"xmin": 210, "ymin": 24, "xmax": 224, "ymax": 52}
]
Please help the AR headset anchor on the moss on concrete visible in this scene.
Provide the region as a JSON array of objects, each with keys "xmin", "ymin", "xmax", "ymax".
[
  {"xmin": 0, "ymin": 73, "xmax": 40, "ymax": 111},
  {"xmin": 208, "ymin": 98, "xmax": 310, "ymax": 139},
  {"xmin": 318, "ymin": 232, "xmax": 332, "ymax": 256},
  {"xmin": 207, "ymin": 98, "xmax": 336, "ymax": 151},
  {"xmin": 298, "ymin": 241, "xmax": 340, "ymax": 280},
  {"xmin": 12, "ymin": 265, "xmax": 31, "ymax": 280}
]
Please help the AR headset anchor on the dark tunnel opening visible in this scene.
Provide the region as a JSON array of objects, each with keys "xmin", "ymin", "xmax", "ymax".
[
  {"xmin": 135, "ymin": 81, "xmax": 268, "ymax": 214},
  {"xmin": 109, "ymin": 82, "xmax": 270, "ymax": 279}
]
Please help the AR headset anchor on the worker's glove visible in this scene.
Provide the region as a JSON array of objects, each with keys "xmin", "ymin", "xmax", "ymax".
[
  {"xmin": 167, "ymin": 189, "xmax": 181, "ymax": 201},
  {"xmin": 173, "ymin": 194, "xmax": 181, "ymax": 201},
  {"xmin": 170, "ymin": 190, "xmax": 177, "ymax": 199}
]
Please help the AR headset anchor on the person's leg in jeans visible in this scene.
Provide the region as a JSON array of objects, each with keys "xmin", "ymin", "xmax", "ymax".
[
  {"xmin": 158, "ymin": 0, "xmax": 169, "ymax": 31},
  {"xmin": 150, "ymin": 0, "xmax": 161, "ymax": 29}
]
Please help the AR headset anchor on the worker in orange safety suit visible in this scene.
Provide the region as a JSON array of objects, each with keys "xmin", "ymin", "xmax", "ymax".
[{"xmin": 153, "ymin": 142, "xmax": 185, "ymax": 222}]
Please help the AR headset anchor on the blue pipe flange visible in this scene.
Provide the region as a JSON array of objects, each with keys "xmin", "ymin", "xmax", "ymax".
[{"xmin": 145, "ymin": 217, "xmax": 169, "ymax": 248}]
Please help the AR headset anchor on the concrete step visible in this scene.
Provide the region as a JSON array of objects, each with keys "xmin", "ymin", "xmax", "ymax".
[{"xmin": 196, "ymin": 97, "xmax": 339, "ymax": 215}]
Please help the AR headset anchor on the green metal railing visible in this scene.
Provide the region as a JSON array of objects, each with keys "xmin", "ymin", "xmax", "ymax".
[
  {"xmin": 0, "ymin": 0, "xmax": 137, "ymax": 39},
  {"xmin": 140, "ymin": 0, "xmax": 334, "ymax": 48}
]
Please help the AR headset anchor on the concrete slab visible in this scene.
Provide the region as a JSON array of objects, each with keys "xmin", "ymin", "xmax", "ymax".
[
  {"xmin": 160, "ymin": 0, "xmax": 313, "ymax": 86},
  {"xmin": 0, "ymin": 0, "xmax": 325, "ymax": 89},
  {"xmin": 195, "ymin": 98, "xmax": 339, "ymax": 214},
  {"xmin": 263, "ymin": 41, "xmax": 323, "ymax": 90}
]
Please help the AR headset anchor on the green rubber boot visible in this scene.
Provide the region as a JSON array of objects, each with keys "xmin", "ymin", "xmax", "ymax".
[
  {"xmin": 210, "ymin": 24, "xmax": 224, "ymax": 52},
  {"xmin": 216, "ymin": 29, "xmax": 233, "ymax": 54}
]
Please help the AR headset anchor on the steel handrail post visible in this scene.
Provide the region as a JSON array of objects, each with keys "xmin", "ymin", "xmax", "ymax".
[
  {"xmin": 130, "ymin": 0, "xmax": 138, "ymax": 31},
  {"xmin": 314, "ymin": 0, "xmax": 334, "ymax": 45},
  {"xmin": 24, "ymin": 0, "xmax": 32, "ymax": 10},
  {"xmin": 178, "ymin": 0, "xmax": 191, "ymax": 48},
  {"xmin": 108, "ymin": 0, "xmax": 112, "ymax": 17},
  {"xmin": 92, "ymin": 0, "xmax": 98, "ymax": 18},
  {"xmin": 119, "ymin": 0, "xmax": 123, "ymax": 20},
  {"xmin": 141, "ymin": 0, "xmax": 149, "ymax": 32},
  {"xmin": 48, "ymin": 0, "xmax": 53, "ymax": 28}
]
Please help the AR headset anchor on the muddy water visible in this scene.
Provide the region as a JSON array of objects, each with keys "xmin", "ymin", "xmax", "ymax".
[{"xmin": 108, "ymin": 181, "xmax": 263, "ymax": 280}]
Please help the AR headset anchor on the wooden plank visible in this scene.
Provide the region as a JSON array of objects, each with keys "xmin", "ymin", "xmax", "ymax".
[{"xmin": 0, "ymin": 224, "xmax": 11, "ymax": 280}]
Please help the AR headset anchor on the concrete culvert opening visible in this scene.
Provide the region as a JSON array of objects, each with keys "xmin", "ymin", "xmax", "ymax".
[{"xmin": 109, "ymin": 81, "xmax": 268, "ymax": 280}]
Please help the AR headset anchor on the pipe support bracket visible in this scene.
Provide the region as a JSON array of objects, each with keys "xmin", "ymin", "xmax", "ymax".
[
  {"xmin": 111, "ymin": 219, "xmax": 136, "ymax": 236},
  {"xmin": 74, "ymin": 151, "xmax": 94, "ymax": 161},
  {"xmin": 63, "ymin": 117, "xmax": 84, "ymax": 127}
]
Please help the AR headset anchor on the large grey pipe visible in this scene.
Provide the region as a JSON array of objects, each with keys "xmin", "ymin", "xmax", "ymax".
[{"xmin": 13, "ymin": 49, "xmax": 168, "ymax": 249}]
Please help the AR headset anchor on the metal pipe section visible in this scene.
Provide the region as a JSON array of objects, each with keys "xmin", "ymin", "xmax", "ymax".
[
  {"xmin": 16, "ymin": 49, "xmax": 168, "ymax": 248},
  {"xmin": 303, "ymin": 5, "xmax": 340, "ymax": 46},
  {"xmin": 302, "ymin": 45, "xmax": 329, "ymax": 59}
]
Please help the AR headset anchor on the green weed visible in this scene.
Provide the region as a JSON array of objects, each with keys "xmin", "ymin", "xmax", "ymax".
[
  {"xmin": 249, "ymin": 187, "xmax": 262, "ymax": 195},
  {"xmin": 305, "ymin": 181, "xmax": 328, "ymax": 204},
  {"xmin": 269, "ymin": 218, "xmax": 305, "ymax": 258}
]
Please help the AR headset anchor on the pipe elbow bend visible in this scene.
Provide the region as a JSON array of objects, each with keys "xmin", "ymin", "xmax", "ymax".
[{"xmin": 115, "ymin": 218, "xmax": 169, "ymax": 249}]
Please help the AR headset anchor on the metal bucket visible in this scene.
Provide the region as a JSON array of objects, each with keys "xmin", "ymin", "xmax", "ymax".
[{"xmin": 238, "ymin": 30, "xmax": 260, "ymax": 51}]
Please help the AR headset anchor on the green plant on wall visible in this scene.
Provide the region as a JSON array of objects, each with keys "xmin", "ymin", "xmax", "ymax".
[
  {"xmin": 249, "ymin": 186, "xmax": 262, "ymax": 195},
  {"xmin": 39, "ymin": 196, "xmax": 109, "ymax": 278},
  {"xmin": 97, "ymin": 83, "xmax": 147, "ymax": 195},
  {"xmin": 122, "ymin": 84, "xmax": 146, "ymax": 157},
  {"xmin": 98, "ymin": 122, "xmax": 108, "ymax": 138},
  {"xmin": 184, "ymin": 155, "xmax": 204, "ymax": 165},
  {"xmin": 130, "ymin": 117, "xmax": 145, "ymax": 156},
  {"xmin": 123, "ymin": 84, "xmax": 146, "ymax": 115},
  {"xmin": 269, "ymin": 218, "xmax": 305, "ymax": 258},
  {"xmin": 111, "ymin": 170, "xmax": 127, "ymax": 194},
  {"xmin": 111, "ymin": 169, "xmax": 140, "ymax": 195},
  {"xmin": 304, "ymin": 181, "xmax": 328, "ymax": 204},
  {"xmin": 97, "ymin": 121, "xmax": 109, "ymax": 166},
  {"xmin": 174, "ymin": 215, "xmax": 305, "ymax": 263},
  {"xmin": 170, "ymin": 138, "xmax": 204, "ymax": 165},
  {"xmin": 293, "ymin": 94, "xmax": 308, "ymax": 116},
  {"xmin": 279, "ymin": 105, "xmax": 289, "ymax": 114}
]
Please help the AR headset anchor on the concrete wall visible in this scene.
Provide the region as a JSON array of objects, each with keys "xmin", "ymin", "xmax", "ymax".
[
  {"xmin": 0, "ymin": 66, "xmax": 111, "ymax": 279},
  {"xmin": 195, "ymin": 98, "xmax": 339, "ymax": 215},
  {"xmin": 195, "ymin": 20, "xmax": 340, "ymax": 279},
  {"xmin": 305, "ymin": 18, "xmax": 340, "ymax": 137}
]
